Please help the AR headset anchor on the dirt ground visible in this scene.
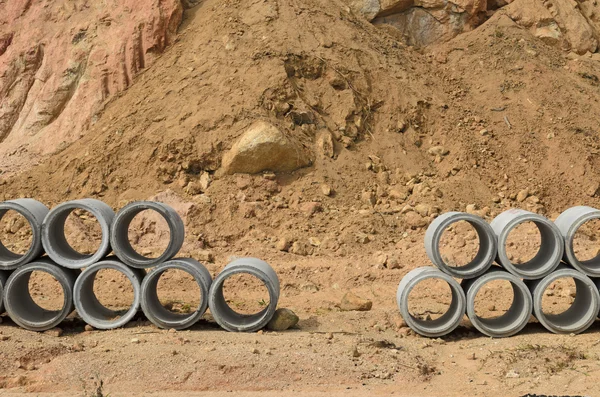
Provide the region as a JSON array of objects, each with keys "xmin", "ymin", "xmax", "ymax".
[{"xmin": 0, "ymin": 219, "xmax": 599, "ymax": 397}]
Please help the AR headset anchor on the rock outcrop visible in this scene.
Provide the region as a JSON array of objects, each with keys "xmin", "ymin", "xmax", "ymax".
[{"xmin": 0, "ymin": 0, "xmax": 183, "ymax": 172}]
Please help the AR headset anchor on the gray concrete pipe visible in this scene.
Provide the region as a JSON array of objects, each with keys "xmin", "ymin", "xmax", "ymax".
[
  {"xmin": 3, "ymin": 259, "xmax": 77, "ymax": 331},
  {"xmin": 425, "ymin": 212, "xmax": 497, "ymax": 279},
  {"xmin": 42, "ymin": 199, "xmax": 115, "ymax": 269},
  {"xmin": 0, "ymin": 199, "xmax": 49, "ymax": 270},
  {"xmin": 554, "ymin": 206, "xmax": 600, "ymax": 277},
  {"xmin": 526, "ymin": 264, "xmax": 600, "ymax": 334},
  {"xmin": 73, "ymin": 257, "xmax": 145, "ymax": 329},
  {"xmin": 490, "ymin": 209, "xmax": 563, "ymax": 280},
  {"xmin": 141, "ymin": 258, "xmax": 212, "ymax": 330},
  {"xmin": 208, "ymin": 258, "xmax": 280, "ymax": 332},
  {"xmin": 0, "ymin": 270, "xmax": 11, "ymax": 313},
  {"xmin": 397, "ymin": 267, "xmax": 466, "ymax": 337},
  {"xmin": 461, "ymin": 267, "xmax": 532, "ymax": 338},
  {"xmin": 111, "ymin": 201, "xmax": 185, "ymax": 269}
]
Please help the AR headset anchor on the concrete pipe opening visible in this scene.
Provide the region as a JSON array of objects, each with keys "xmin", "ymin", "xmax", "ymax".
[
  {"xmin": 397, "ymin": 267, "xmax": 466, "ymax": 337},
  {"xmin": 0, "ymin": 199, "xmax": 49, "ymax": 270},
  {"xmin": 42, "ymin": 199, "xmax": 115, "ymax": 269},
  {"xmin": 527, "ymin": 265, "xmax": 600, "ymax": 334},
  {"xmin": 74, "ymin": 258, "xmax": 144, "ymax": 329},
  {"xmin": 462, "ymin": 267, "xmax": 532, "ymax": 338},
  {"xmin": 425, "ymin": 212, "xmax": 496, "ymax": 279},
  {"xmin": 4, "ymin": 259, "xmax": 76, "ymax": 331},
  {"xmin": 111, "ymin": 201, "xmax": 184, "ymax": 269},
  {"xmin": 555, "ymin": 206, "xmax": 600, "ymax": 277},
  {"xmin": 491, "ymin": 209, "xmax": 563, "ymax": 280},
  {"xmin": 141, "ymin": 258, "xmax": 212, "ymax": 330},
  {"xmin": 208, "ymin": 258, "xmax": 280, "ymax": 332}
]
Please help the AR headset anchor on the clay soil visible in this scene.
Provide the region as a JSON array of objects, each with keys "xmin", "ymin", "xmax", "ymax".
[{"xmin": 3, "ymin": 0, "xmax": 600, "ymax": 396}]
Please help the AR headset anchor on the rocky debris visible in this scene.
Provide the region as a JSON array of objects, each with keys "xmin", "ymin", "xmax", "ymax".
[
  {"xmin": 220, "ymin": 121, "xmax": 312, "ymax": 175},
  {"xmin": 373, "ymin": 251, "xmax": 388, "ymax": 267},
  {"xmin": 516, "ymin": 189, "xmax": 530, "ymax": 203},
  {"xmin": 277, "ymin": 237, "xmax": 292, "ymax": 252},
  {"xmin": 321, "ymin": 184, "xmax": 332, "ymax": 196},
  {"xmin": 197, "ymin": 250, "xmax": 215, "ymax": 263},
  {"xmin": 266, "ymin": 308, "xmax": 300, "ymax": 331},
  {"xmin": 361, "ymin": 190, "xmax": 377, "ymax": 207},
  {"xmin": 316, "ymin": 130, "xmax": 335, "ymax": 158},
  {"xmin": 298, "ymin": 202, "xmax": 323, "ymax": 216},
  {"xmin": 404, "ymin": 211, "xmax": 428, "ymax": 229},
  {"xmin": 44, "ymin": 328, "xmax": 63, "ymax": 337},
  {"xmin": 587, "ymin": 182, "xmax": 599, "ymax": 197},
  {"xmin": 427, "ymin": 146, "xmax": 449, "ymax": 156},
  {"xmin": 291, "ymin": 241, "xmax": 311, "ymax": 256},
  {"xmin": 340, "ymin": 292, "xmax": 373, "ymax": 311}
]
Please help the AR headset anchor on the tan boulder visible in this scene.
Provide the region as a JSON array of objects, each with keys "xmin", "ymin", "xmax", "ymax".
[{"xmin": 220, "ymin": 121, "xmax": 312, "ymax": 175}]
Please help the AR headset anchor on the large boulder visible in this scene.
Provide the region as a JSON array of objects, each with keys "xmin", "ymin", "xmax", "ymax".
[{"xmin": 220, "ymin": 121, "xmax": 312, "ymax": 175}]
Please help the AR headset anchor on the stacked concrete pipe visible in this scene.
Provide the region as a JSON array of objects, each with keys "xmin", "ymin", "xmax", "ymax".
[
  {"xmin": 0, "ymin": 198, "xmax": 281, "ymax": 333},
  {"xmin": 398, "ymin": 207, "xmax": 600, "ymax": 338}
]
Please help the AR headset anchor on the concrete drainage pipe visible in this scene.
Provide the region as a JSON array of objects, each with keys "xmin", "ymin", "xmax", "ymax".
[
  {"xmin": 0, "ymin": 270, "xmax": 11, "ymax": 313},
  {"xmin": 490, "ymin": 209, "xmax": 563, "ymax": 280},
  {"xmin": 554, "ymin": 206, "xmax": 600, "ymax": 277},
  {"xmin": 42, "ymin": 199, "xmax": 115, "ymax": 269},
  {"xmin": 461, "ymin": 267, "xmax": 532, "ymax": 338},
  {"xmin": 0, "ymin": 199, "xmax": 49, "ymax": 270},
  {"xmin": 141, "ymin": 258, "xmax": 212, "ymax": 330},
  {"xmin": 74, "ymin": 258, "xmax": 145, "ymax": 329},
  {"xmin": 425, "ymin": 212, "xmax": 497, "ymax": 279},
  {"xmin": 3, "ymin": 259, "xmax": 77, "ymax": 331},
  {"xmin": 397, "ymin": 267, "xmax": 467, "ymax": 337},
  {"xmin": 208, "ymin": 258, "xmax": 280, "ymax": 332},
  {"xmin": 526, "ymin": 264, "xmax": 600, "ymax": 334},
  {"xmin": 111, "ymin": 201, "xmax": 185, "ymax": 269}
]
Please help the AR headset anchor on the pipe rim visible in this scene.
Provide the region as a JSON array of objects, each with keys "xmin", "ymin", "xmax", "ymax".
[
  {"xmin": 74, "ymin": 260, "xmax": 141, "ymax": 329},
  {"xmin": 42, "ymin": 201, "xmax": 112, "ymax": 269},
  {"xmin": 141, "ymin": 259, "xmax": 210, "ymax": 329},
  {"xmin": 208, "ymin": 265, "xmax": 279, "ymax": 332},
  {"xmin": 111, "ymin": 201, "xmax": 184, "ymax": 269},
  {"xmin": 496, "ymin": 214, "xmax": 563, "ymax": 279},
  {"xmin": 0, "ymin": 203, "xmax": 41, "ymax": 270}
]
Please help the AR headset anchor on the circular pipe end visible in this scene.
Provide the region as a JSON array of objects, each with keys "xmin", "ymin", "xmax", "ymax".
[
  {"xmin": 141, "ymin": 258, "xmax": 212, "ymax": 330},
  {"xmin": 73, "ymin": 258, "xmax": 143, "ymax": 330},
  {"xmin": 208, "ymin": 258, "xmax": 280, "ymax": 332},
  {"xmin": 397, "ymin": 267, "xmax": 466, "ymax": 337},
  {"xmin": 425, "ymin": 212, "xmax": 497, "ymax": 279},
  {"xmin": 462, "ymin": 267, "xmax": 532, "ymax": 338},
  {"xmin": 111, "ymin": 201, "xmax": 185, "ymax": 269},
  {"xmin": 42, "ymin": 199, "xmax": 114, "ymax": 269},
  {"xmin": 4, "ymin": 259, "xmax": 76, "ymax": 332}
]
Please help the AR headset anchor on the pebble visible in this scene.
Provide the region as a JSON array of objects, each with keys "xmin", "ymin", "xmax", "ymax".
[
  {"xmin": 516, "ymin": 189, "xmax": 529, "ymax": 202},
  {"xmin": 44, "ymin": 328, "xmax": 63, "ymax": 337},
  {"xmin": 84, "ymin": 325, "xmax": 94, "ymax": 332},
  {"xmin": 340, "ymin": 292, "xmax": 373, "ymax": 311},
  {"xmin": 351, "ymin": 346, "xmax": 361, "ymax": 358},
  {"xmin": 321, "ymin": 184, "xmax": 332, "ymax": 196},
  {"xmin": 267, "ymin": 308, "xmax": 299, "ymax": 331},
  {"xmin": 131, "ymin": 338, "xmax": 140, "ymax": 344}
]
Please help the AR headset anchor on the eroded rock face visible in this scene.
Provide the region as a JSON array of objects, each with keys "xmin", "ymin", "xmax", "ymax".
[
  {"xmin": 345, "ymin": 0, "xmax": 487, "ymax": 47},
  {"xmin": 347, "ymin": 0, "xmax": 600, "ymax": 53},
  {"xmin": 220, "ymin": 121, "xmax": 312, "ymax": 175},
  {"xmin": 0, "ymin": 0, "xmax": 183, "ymax": 168}
]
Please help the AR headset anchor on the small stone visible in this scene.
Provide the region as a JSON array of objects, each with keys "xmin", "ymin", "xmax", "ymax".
[
  {"xmin": 587, "ymin": 183, "xmax": 599, "ymax": 197},
  {"xmin": 505, "ymin": 370, "xmax": 520, "ymax": 378},
  {"xmin": 197, "ymin": 250, "xmax": 215, "ymax": 263},
  {"xmin": 199, "ymin": 171, "xmax": 211, "ymax": 191},
  {"xmin": 516, "ymin": 189, "xmax": 529, "ymax": 202},
  {"xmin": 251, "ymin": 348, "xmax": 260, "ymax": 354},
  {"xmin": 84, "ymin": 324, "xmax": 94, "ymax": 332},
  {"xmin": 389, "ymin": 189, "xmax": 408, "ymax": 202},
  {"xmin": 428, "ymin": 146, "xmax": 449, "ymax": 156},
  {"xmin": 321, "ymin": 184, "xmax": 332, "ymax": 196},
  {"xmin": 340, "ymin": 292, "xmax": 373, "ymax": 311},
  {"xmin": 492, "ymin": 196, "xmax": 501, "ymax": 203},
  {"xmin": 308, "ymin": 237, "xmax": 321, "ymax": 247},
  {"xmin": 298, "ymin": 201, "xmax": 322, "ymax": 216},
  {"xmin": 373, "ymin": 251, "xmax": 388, "ymax": 267},
  {"xmin": 291, "ymin": 241, "xmax": 309, "ymax": 256},
  {"xmin": 414, "ymin": 204, "xmax": 430, "ymax": 217},
  {"xmin": 454, "ymin": 237, "xmax": 466, "ymax": 248},
  {"xmin": 397, "ymin": 119, "xmax": 408, "ymax": 133},
  {"xmin": 404, "ymin": 212, "xmax": 427, "ymax": 229},
  {"xmin": 479, "ymin": 129, "xmax": 489, "ymax": 136},
  {"xmin": 351, "ymin": 346, "xmax": 361, "ymax": 358},
  {"xmin": 267, "ymin": 308, "xmax": 299, "ymax": 331},
  {"xmin": 0, "ymin": 335, "xmax": 10, "ymax": 341},
  {"xmin": 131, "ymin": 338, "xmax": 140, "ymax": 344},
  {"xmin": 361, "ymin": 191, "xmax": 376, "ymax": 207},
  {"xmin": 44, "ymin": 328, "xmax": 63, "ymax": 337},
  {"xmin": 168, "ymin": 328, "xmax": 177, "ymax": 334},
  {"xmin": 277, "ymin": 237, "xmax": 291, "ymax": 252},
  {"xmin": 465, "ymin": 204, "xmax": 477, "ymax": 214}
]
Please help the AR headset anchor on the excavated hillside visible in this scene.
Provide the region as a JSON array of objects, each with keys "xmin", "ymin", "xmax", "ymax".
[
  {"xmin": 3, "ymin": 0, "xmax": 600, "ymax": 264},
  {"xmin": 3, "ymin": 1, "xmax": 600, "ymax": 396}
]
